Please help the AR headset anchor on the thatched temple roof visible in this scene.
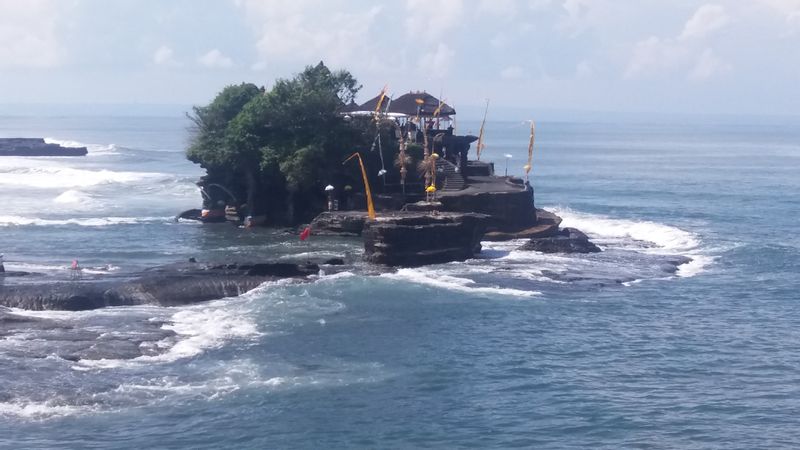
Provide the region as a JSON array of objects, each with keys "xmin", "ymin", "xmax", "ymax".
[{"xmin": 354, "ymin": 91, "xmax": 456, "ymax": 117}]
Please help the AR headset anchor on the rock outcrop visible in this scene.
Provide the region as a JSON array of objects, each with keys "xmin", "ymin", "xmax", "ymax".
[
  {"xmin": 0, "ymin": 138, "xmax": 87, "ymax": 157},
  {"xmin": 518, "ymin": 227, "xmax": 601, "ymax": 254},
  {"xmin": 309, "ymin": 211, "xmax": 367, "ymax": 236},
  {"xmin": 363, "ymin": 212, "xmax": 489, "ymax": 266},
  {"xmin": 438, "ymin": 180, "xmax": 536, "ymax": 230},
  {"xmin": 0, "ymin": 262, "xmax": 322, "ymax": 311}
]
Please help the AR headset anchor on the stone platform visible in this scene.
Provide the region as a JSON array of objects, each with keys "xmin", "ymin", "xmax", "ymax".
[
  {"xmin": 0, "ymin": 138, "xmax": 87, "ymax": 157},
  {"xmin": 362, "ymin": 212, "xmax": 489, "ymax": 267}
]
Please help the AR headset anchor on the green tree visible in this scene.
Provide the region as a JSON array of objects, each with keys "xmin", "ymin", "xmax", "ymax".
[{"xmin": 186, "ymin": 62, "xmax": 369, "ymax": 224}]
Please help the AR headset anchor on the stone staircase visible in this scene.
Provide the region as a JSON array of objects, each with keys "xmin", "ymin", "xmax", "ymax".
[{"xmin": 437, "ymin": 159, "xmax": 466, "ymax": 191}]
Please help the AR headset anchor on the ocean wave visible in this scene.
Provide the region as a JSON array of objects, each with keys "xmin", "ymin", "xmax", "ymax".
[
  {"xmin": 551, "ymin": 206, "xmax": 699, "ymax": 253},
  {"xmin": 548, "ymin": 206, "xmax": 714, "ymax": 277},
  {"xmin": 70, "ymin": 281, "xmax": 296, "ymax": 370},
  {"xmin": 44, "ymin": 137, "xmax": 118, "ymax": 154},
  {"xmin": 52, "ymin": 189, "xmax": 96, "ymax": 207},
  {"xmin": 0, "ymin": 166, "xmax": 170, "ymax": 189},
  {"xmin": 0, "ymin": 215, "xmax": 171, "ymax": 227},
  {"xmin": 381, "ymin": 268, "xmax": 540, "ymax": 298},
  {"xmin": 0, "ymin": 400, "xmax": 94, "ymax": 420}
]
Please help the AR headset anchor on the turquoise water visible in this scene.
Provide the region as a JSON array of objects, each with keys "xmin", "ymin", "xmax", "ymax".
[{"xmin": 1, "ymin": 114, "xmax": 799, "ymax": 448}]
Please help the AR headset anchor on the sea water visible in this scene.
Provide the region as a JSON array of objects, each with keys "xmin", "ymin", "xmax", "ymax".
[{"xmin": 0, "ymin": 112, "xmax": 798, "ymax": 448}]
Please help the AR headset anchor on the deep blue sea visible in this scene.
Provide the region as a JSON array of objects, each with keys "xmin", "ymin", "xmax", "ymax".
[{"xmin": 0, "ymin": 112, "xmax": 798, "ymax": 449}]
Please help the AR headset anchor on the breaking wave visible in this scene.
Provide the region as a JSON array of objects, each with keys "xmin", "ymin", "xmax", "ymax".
[
  {"xmin": 0, "ymin": 215, "xmax": 171, "ymax": 227},
  {"xmin": 549, "ymin": 206, "xmax": 714, "ymax": 277},
  {"xmin": 381, "ymin": 268, "xmax": 541, "ymax": 298},
  {"xmin": 43, "ymin": 138, "xmax": 118, "ymax": 155},
  {"xmin": 0, "ymin": 166, "xmax": 170, "ymax": 189}
]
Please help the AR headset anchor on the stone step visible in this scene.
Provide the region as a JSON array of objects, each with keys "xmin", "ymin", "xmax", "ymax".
[{"xmin": 437, "ymin": 159, "xmax": 466, "ymax": 191}]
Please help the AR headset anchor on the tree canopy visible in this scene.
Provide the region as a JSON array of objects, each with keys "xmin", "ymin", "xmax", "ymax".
[{"xmin": 186, "ymin": 62, "xmax": 369, "ymax": 224}]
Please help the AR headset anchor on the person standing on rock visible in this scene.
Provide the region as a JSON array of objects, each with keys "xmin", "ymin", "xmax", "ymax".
[{"xmin": 0, "ymin": 253, "xmax": 4, "ymax": 273}]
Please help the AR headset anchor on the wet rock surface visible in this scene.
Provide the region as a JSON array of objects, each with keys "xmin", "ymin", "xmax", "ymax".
[
  {"xmin": 363, "ymin": 212, "xmax": 489, "ymax": 266},
  {"xmin": 519, "ymin": 227, "xmax": 602, "ymax": 254},
  {"xmin": 0, "ymin": 261, "xmax": 323, "ymax": 311},
  {"xmin": 0, "ymin": 137, "xmax": 87, "ymax": 156},
  {"xmin": 310, "ymin": 211, "xmax": 367, "ymax": 236}
]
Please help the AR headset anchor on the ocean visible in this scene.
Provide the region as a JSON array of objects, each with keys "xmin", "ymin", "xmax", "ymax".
[{"xmin": 0, "ymin": 112, "xmax": 798, "ymax": 448}]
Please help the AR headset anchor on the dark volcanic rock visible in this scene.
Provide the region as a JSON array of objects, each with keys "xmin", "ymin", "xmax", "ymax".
[
  {"xmin": 519, "ymin": 227, "xmax": 601, "ymax": 254},
  {"xmin": 0, "ymin": 138, "xmax": 87, "ymax": 157},
  {"xmin": 438, "ymin": 187, "xmax": 536, "ymax": 230},
  {"xmin": 484, "ymin": 222, "xmax": 559, "ymax": 241},
  {"xmin": 310, "ymin": 211, "xmax": 367, "ymax": 236},
  {"xmin": 363, "ymin": 212, "xmax": 489, "ymax": 266},
  {"xmin": 0, "ymin": 261, "xmax": 321, "ymax": 311}
]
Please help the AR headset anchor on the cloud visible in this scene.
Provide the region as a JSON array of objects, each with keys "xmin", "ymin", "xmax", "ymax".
[
  {"xmin": 500, "ymin": 65, "xmax": 524, "ymax": 79},
  {"xmin": 625, "ymin": 36, "xmax": 690, "ymax": 79},
  {"xmin": 198, "ymin": 49, "xmax": 233, "ymax": 69},
  {"xmin": 626, "ymin": 4, "xmax": 730, "ymax": 81},
  {"xmin": 153, "ymin": 45, "xmax": 180, "ymax": 67},
  {"xmin": 236, "ymin": 0, "xmax": 383, "ymax": 69},
  {"xmin": 555, "ymin": 0, "xmax": 591, "ymax": 36},
  {"xmin": 417, "ymin": 43, "xmax": 455, "ymax": 78},
  {"xmin": 688, "ymin": 48, "xmax": 730, "ymax": 81},
  {"xmin": 405, "ymin": 0, "xmax": 464, "ymax": 42},
  {"xmin": 757, "ymin": 0, "xmax": 800, "ymax": 30},
  {"xmin": 679, "ymin": 4, "xmax": 730, "ymax": 40},
  {"xmin": 0, "ymin": 0, "xmax": 66, "ymax": 68},
  {"xmin": 529, "ymin": 0, "xmax": 554, "ymax": 12},
  {"xmin": 477, "ymin": 0, "xmax": 516, "ymax": 18},
  {"xmin": 575, "ymin": 60, "xmax": 593, "ymax": 78}
]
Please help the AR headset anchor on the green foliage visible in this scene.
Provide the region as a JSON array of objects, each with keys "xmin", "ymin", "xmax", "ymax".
[
  {"xmin": 186, "ymin": 83, "xmax": 262, "ymax": 170},
  {"xmin": 185, "ymin": 62, "xmax": 370, "ymax": 224}
]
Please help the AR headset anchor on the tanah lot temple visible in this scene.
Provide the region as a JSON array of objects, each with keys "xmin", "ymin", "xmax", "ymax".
[{"xmin": 309, "ymin": 90, "xmax": 589, "ymax": 266}]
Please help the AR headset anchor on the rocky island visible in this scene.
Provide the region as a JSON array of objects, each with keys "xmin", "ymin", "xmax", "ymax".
[
  {"xmin": 2, "ymin": 62, "xmax": 605, "ymax": 311},
  {"xmin": 0, "ymin": 138, "xmax": 87, "ymax": 156}
]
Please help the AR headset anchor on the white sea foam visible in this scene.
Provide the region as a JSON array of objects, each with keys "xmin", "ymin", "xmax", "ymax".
[
  {"xmin": 547, "ymin": 206, "xmax": 714, "ymax": 277},
  {"xmin": 0, "ymin": 215, "xmax": 170, "ymax": 227},
  {"xmin": 0, "ymin": 166, "xmax": 169, "ymax": 189},
  {"xmin": 53, "ymin": 189, "xmax": 95, "ymax": 206},
  {"xmin": 0, "ymin": 400, "xmax": 91, "ymax": 419},
  {"xmin": 382, "ymin": 268, "xmax": 540, "ymax": 298},
  {"xmin": 551, "ymin": 206, "xmax": 699, "ymax": 253},
  {"xmin": 70, "ymin": 282, "xmax": 292, "ymax": 370},
  {"xmin": 75, "ymin": 308, "xmax": 260, "ymax": 370},
  {"xmin": 44, "ymin": 137, "xmax": 117, "ymax": 154}
]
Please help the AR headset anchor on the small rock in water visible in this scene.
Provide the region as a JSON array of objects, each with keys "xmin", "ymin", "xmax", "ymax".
[{"xmin": 518, "ymin": 227, "xmax": 601, "ymax": 254}]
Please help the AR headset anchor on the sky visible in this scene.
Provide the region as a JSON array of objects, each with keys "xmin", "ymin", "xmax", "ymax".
[{"xmin": 1, "ymin": 0, "xmax": 799, "ymax": 117}]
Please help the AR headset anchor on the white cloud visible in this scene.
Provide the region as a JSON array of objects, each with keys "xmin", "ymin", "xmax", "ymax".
[
  {"xmin": 237, "ymin": 0, "xmax": 382, "ymax": 69},
  {"xmin": 417, "ymin": 43, "xmax": 455, "ymax": 78},
  {"xmin": 625, "ymin": 36, "xmax": 690, "ymax": 79},
  {"xmin": 153, "ymin": 45, "xmax": 180, "ymax": 67},
  {"xmin": 198, "ymin": 49, "xmax": 233, "ymax": 69},
  {"xmin": 688, "ymin": 48, "xmax": 730, "ymax": 81},
  {"xmin": 679, "ymin": 4, "xmax": 730, "ymax": 40},
  {"xmin": 575, "ymin": 60, "xmax": 593, "ymax": 78},
  {"xmin": 626, "ymin": 4, "xmax": 730, "ymax": 80},
  {"xmin": 758, "ymin": 0, "xmax": 800, "ymax": 16},
  {"xmin": 478, "ymin": 0, "xmax": 516, "ymax": 18},
  {"xmin": 529, "ymin": 0, "xmax": 554, "ymax": 12},
  {"xmin": 0, "ymin": 0, "xmax": 66, "ymax": 68},
  {"xmin": 405, "ymin": 0, "xmax": 463, "ymax": 42},
  {"xmin": 757, "ymin": 0, "xmax": 800, "ymax": 30},
  {"xmin": 556, "ymin": 0, "xmax": 591, "ymax": 36},
  {"xmin": 501, "ymin": 65, "xmax": 524, "ymax": 79}
]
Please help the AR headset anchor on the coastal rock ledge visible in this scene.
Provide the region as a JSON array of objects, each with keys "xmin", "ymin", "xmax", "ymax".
[
  {"xmin": 0, "ymin": 138, "xmax": 87, "ymax": 157},
  {"xmin": 0, "ymin": 262, "xmax": 322, "ymax": 311},
  {"xmin": 363, "ymin": 212, "xmax": 489, "ymax": 266},
  {"xmin": 518, "ymin": 227, "xmax": 601, "ymax": 254}
]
